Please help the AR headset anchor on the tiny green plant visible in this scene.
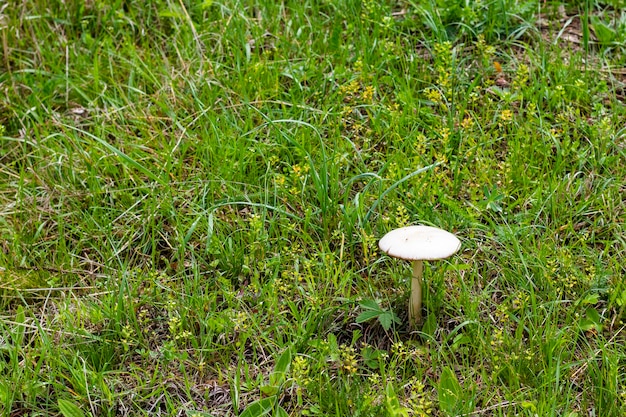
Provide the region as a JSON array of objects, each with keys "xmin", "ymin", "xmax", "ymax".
[
  {"xmin": 438, "ymin": 367, "xmax": 463, "ymax": 416},
  {"xmin": 240, "ymin": 348, "xmax": 292, "ymax": 417},
  {"xmin": 590, "ymin": 13, "xmax": 626, "ymax": 48},
  {"xmin": 356, "ymin": 299, "xmax": 402, "ymax": 331},
  {"xmin": 385, "ymin": 382, "xmax": 410, "ymax": 417}
]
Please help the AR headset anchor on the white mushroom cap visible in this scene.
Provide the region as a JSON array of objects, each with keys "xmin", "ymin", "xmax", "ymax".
[{"xmin": 379, "ymin": 225, "xmax": 460, "ymax": 261}]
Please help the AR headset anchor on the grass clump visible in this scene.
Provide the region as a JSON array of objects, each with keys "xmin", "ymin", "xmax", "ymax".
[{"xmin": 1, "ymin": 0, "xmax": 625, "ymax": 416}]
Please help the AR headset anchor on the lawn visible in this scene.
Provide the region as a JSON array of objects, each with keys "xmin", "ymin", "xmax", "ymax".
[{"xmin": 1, "ymin": 0, "xmax": 625, "ymax": 416}]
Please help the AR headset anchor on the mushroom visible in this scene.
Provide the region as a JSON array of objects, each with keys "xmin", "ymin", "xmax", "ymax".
[{"xmin": 379, "ymin": 225, "xmax": 461, "ymax": 327}]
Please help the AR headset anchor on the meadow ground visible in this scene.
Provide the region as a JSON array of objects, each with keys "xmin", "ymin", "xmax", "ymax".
[{"xmin": 1, "ymin": 1, "xmax": 625, "ymax": 416}]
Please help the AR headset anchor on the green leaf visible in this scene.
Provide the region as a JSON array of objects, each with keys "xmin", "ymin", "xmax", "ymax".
[
  {"xmin": 421, "ymin": 313, "xmax": 438, "ymax": 336},
  {"xmin": 275, "ymin": 406, "xmax": 289, "ymax": 417},
  {"xmin": 590, "ymin": 16, "xmax": 616, "ymax": 44},
  {"xmin": 356, "ymin": 310, "xmax": 382, "ymax": 324},
  {"xmin": 240, "ymin": 398, "xmax": 275, "ymax": 417},
  {"xmin": 362, "ymin": 346, "xmax": 384, "ymax": 369},
  {"xmin": 259, "ymin": 385, "xmax": 279, "ymax": 397},
  {"xmin": 58, "ymin": 399, "xmax": 88, "ymax": 417},
  {"xmin": 448, "ymin": 263, "xmax": 471, "ymax": 271},
  {"xmin": 377, "ymin": 311, "xmax": 401, "ymax": 331},
  {"xmin": 438, "ymin": 367, "xmax": 462, "ymax": 416},
  {"xmin": 580, "ymin": 293, "xmax": 600, "ymax": 305},
  {"xmin": 261, "ymin": 347, "xmax": 292, "ymax": 397},
  {"xmin": 378, "ymin": 312, "xmax": 393, "ymax": 330},
  {"xmin": 269, "ymin": 347, "xmax": 292, "ymax": 388},
  {"xmin": 356, "ymin": 300, "xmax": 400, "ymax": 330},
  {"xmin": 450, "ymin": 334, "xmax": 472, "ymax": 351},
  {"xmin": 579, "ymin": 308, "xmax": 603, "ymax": 332},
  {"xmin": 385, "ymin": 382, "xmax": 409, "ymax": 417},
  {"xmin": 0, "ymin": 381, "xmax": 8, "ymax": 402},
  {"xmin": 359, "ymin": 299, "xmax": 383, "ymax": 311},
  {"xmin": 13, "ymin": 305, "xmax": 26, "ymax": 347}
]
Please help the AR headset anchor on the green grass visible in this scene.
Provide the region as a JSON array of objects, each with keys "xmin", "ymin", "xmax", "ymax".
[{"xmin": 1, "ymin": 0, "xmax": 625, "ymax": 416}]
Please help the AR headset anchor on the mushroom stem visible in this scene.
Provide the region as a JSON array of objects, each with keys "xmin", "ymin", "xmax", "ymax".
[{"xmin": 410, "ymin": 260, "xmax": 424, "ymax": 326}]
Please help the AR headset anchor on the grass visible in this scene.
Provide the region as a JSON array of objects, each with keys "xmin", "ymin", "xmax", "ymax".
[{"xmin": 1, "ymin": 0, "xmax": 625, "ymax": 416}]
